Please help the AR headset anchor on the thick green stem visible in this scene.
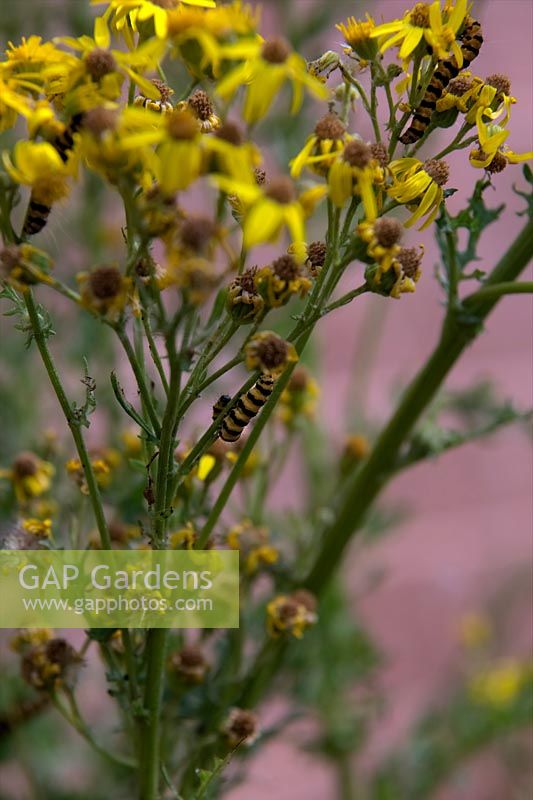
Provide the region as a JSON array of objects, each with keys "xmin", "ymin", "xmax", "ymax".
[
  {"xmin": 24, "ymin": 290, "xmax": 111, "ymax": 549},
  {"xmin": 138, "ymin": 628, "xmax": 169, "ymax": 800},
  {"xmin": 305, "ymin": 219, "xmax": 533, "ymax": 593}
]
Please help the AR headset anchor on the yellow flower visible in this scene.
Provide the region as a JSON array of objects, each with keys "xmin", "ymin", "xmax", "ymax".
[
  {"xmin": 469, "ymin": 98, "xmax": 533, "ymax": 170},
  {"xmin": 328, "ymin": 140, "xmax": 381, "ymax": 219},
  {"xmin": 77, "ymin": 264, "xmax": 133, "ymax": 321},
  {"xmin": 53, "ymin": 24, "xmax": 166, "ymax": 109},
  {"xmin": 370, "ymin": 0, "xmax": 467, "ymax": 64},
  {"xmin": 216, "ymin": 36, "xmax": 328, "ymax": 124},
  {"xmin": 79, "ymin": 106, "xmax": 153, "ymax": 186},
  {"xmin": 177, "ymin": 89, "xmax": 221, "ymax": 133},
  {"xmin": 358, "ymin": 217, "xmax": 404, "ymax": 277},
  {"xmin": 365, "ymin": 244, "xmax": 424, "ymax": 298},
  {"xmin": 290, "ymin": 112, "xmax": 349, "ymax": 179},
  {"xmin": 119, "ymin": 106, "xmax": 204, "ymax": 193},
  {"xmin": 0, "ymin": 452, "xmax": 55, "ymax": 505},
  {"xmin": 436, "ymin": 72, "xmax": 484, "ymax": 114},
  {"xmin": 93, "ymin": 0, "xmax": 216, "ymax": 46},
  {"xmin": 213, "ymin": 174, "xmax": 326, "ymax": 248},
  {"xmin": 0, "ymin": 76, "xmax": 34, "ymax": 131},
  {"xmin": 244, "ymin": 331, "xmax": 298, "ymax": 376},
  {"xmin": 10, "ymin": 628, "xmax": 53, "ymax": 653},
  {"xmin": 266, "ymin": 590, "xmax": 317, "ymax": 639},
  {"xmin": 387, "ymin": 157, "xmax": 449, "ymax": 229},
  {"xmin": 66, "ymin": 457, "xmax": 112, "ymax": 493},
  {"xmin": 169, "ymin": 522, "xmax": 196, "ymax": 550},
  {"xmin": 336, "ymin": 14, "xmax": 379, "ymax": 61},
  {"xmin": 2, "ymin": 141, "xmax": 72, "ymax": 206},
  {"xmin": 0, "ymin": 244, "xmax": 54, "ymax": 290},
  {"xmin": 204, "ymin": 120, "xmax": 261, "ymax": 181},
  {"xmin": 3, "ymin": 36, "xmax": 67, "ymax": 75},
  {"xmin": 469, "ymin": 661, "xmax": 532, "ymax": 708},
  {"xmin": 21, "ymin": 518, "xmax": 52, "ymax": 539},
  {"xmin": 226, "ymin": 519, "xmax": 279, "ymax": 575},
  {"xmin": 255, "ymin": 254, "xmax": 312, "ymax": 310},
  {"xmin": 166, "ymin": 3, "xmax": 258, "ymax": 78}
]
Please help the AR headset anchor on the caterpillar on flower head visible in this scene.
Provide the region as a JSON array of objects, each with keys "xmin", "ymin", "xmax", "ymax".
[
  {"xmin": 399, "ymin": 16, "xmax": 483, "ymax": 145},
  {"xmin": 213, "ymin": 375, "xmax": 275, "ymax": 443}
]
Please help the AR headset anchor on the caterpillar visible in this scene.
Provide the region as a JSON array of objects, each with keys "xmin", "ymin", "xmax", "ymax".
[
  {"xmin": 133, "ymin": 93, "xmax": 173, "ymax": 113},
  {"xmin": 22, "ymin": 197, "xmax": 51, "ymax": 236},
  {"xmin": 213, "ymin": 374, "xmax": 275, "ymax": 443},
  {"xmin": 399, "ymin": 16, "xmax": 483, "ymax": 145},
  {"xmin": 54, "ymin": 112, "xmax": 84, "ymax": 162}
]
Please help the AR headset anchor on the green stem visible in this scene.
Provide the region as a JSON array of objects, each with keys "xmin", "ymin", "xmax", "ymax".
[
  {"xmin": 464, "ymin": 280, "xmax": 533, "ymax": 304},
  {"xmin": 51, "ymin": 692, "xmax": 135, "ymax": 769},
  {"xmin": 141, "ymin": 310, "xmax": 169, "ymax": 396},
  {"xmin": 139, "ymin": 628, "xmax": 169, "ymax": 800},
  {"xmin": 305, "ymin": 219, "xmax": 533, "ymax": 593},
  {"xmin": 116, "ymin": 325, "xmax": 162, "ymax": 438},
  {"xmin": 24, "ymin": 290, "xmax": 111, "ymax": 550}
]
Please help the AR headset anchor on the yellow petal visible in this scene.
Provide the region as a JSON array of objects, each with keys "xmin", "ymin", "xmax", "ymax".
[
  {"xmin": 94, "ymin": 16, "xmax": 111, "ymax": 49},
  {"xmin": 244, "ymin": 199, "xmax": 282, "ymax": 247},
  {"xmin": 399, "ymin": 27, "xmax": 423, "ymax": 60}
]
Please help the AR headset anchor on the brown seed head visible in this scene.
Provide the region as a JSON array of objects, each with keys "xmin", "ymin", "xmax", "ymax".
[
  {"xmin": 486, "ymin": 73, "xmax": 512, "ymax": 97},
  {"xmin": 423, "ymin": 158, "xmax": 449, "ymax": 186},
  {"xmin": 215, "ymin": 120, "xmax": 244, "ymax": 146},
  {"xmin": 373, "ymin": 217, "xmax": 403, "ymax": 248},
  {"xmin": 152, "ymin": 0, "xmax": 174, "ymax": 7},
  {"xmin": 188, "ymin": 89, "xmax": 214, "ymax": 121},
  {"xmin": 88, "ymin": 265, "xmax": 123, "ymax": 300},
  {"xmin": 261, "ymin": 37, "xmax": 291, "ymax": 64},
  {"xmin": 343, "ymin": 140, "xmax": 372, "ymax": 168},
  {"xmin": 0, "ymin": 244, "xmax": 21, "ymax": 274},
  {"xmin": 314, "ymin": 112, "xmax": 345, "ymax": 141},
  {"xmin": 397, "ymin": 246, "xmax": 424, "ymax": 278},
  {"xmin": 410, "ymin": 2, "xmax": 431, "ymax": 27},
  {"xmin": 135, "ymin": 258, "xmax": 152, "ymax": 278},
  {"xmin": 306, "ymin": 240, "xmax": 327, "ymax": 271},
  {"xmin": 234, "ymin": 266, "xmax": 258, "ymax": 295},
  {"xmin": 447, "ymin": 75, "xmax": 474, "ymax": 96},
  {"xmin": 370, "ymin": 142, "xmax": 390, "ymax": 167},
  {"xmin": 166, "ymin": 109, "xmax": 200, "ymax": 140},
  {"xmin": 265, "ymin": 176, "xmax": 295, "ymax": 204},
  {"xmin": 108, "ymin": 520, "xmax": 129, "ymax": 543},
  {"xmin": 151, "ymin": 77, "xmax": 174, "ymax": 103},
  {"xmin": 224, "ymin": 708, "xmax": 258, "ymax": 744},
  {"xmin": 271, "ymin": 254, "xmax": 300, "ymax": 282},
  {"xmin": 83, "ymin": 107, "xmax": 118, "ymax": 136},
  {"xmin": 255, "ymin": 334, "xmax": 288, "ymax": 370},
  {"xmin": 486, "ymin": 151, "xmax": 508, "ymax": 174},
  {"xmin": 45, "ymin": 638, "xmax": 78, "ymax": 670},
  {"xmin": 180, "ymin": 216, "xmax": 216, "ymax": 250},
  {"xmin": 175, "ymin": 645, "xmax": 206, "ymax": 669},
  {"xmin": 85, "ymin": 49, "xmax": 117, "ymax": 81},
  {"xmin": 292, "ymin": 589, "xmax": 317, "ymax": 613},
  {"xmin": 12, "ymin": 452, "xmax": 39, "ymax": 478},
  {"xmin": 275, "ymin": 597, "xmax": 300, "ymax": 624}
]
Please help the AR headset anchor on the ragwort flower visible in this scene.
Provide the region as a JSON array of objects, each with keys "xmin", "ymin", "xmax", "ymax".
[
  {"xmin": 290, "ymin": 113, "xmax": 348, "ymax": 179},
  {"xmin": 387, "ymin": 157, "xmax": 449, "ymax": 229},
  {"xmin": 266, "ymin": 590, "xmax": 317, "ymax": 639},
  {"xmin": 370, "ymin": 0, "xmax": 467, "ymax": 64},
  {"xmin": 336, "ymin": 14, "xmax": 379, "ymax": 61},
  {"xmin": 0, "ymin": 452, "xmax": 55, "ymax": 505},
  {"xmin": 216, "ymin": 36, "xmax": 328, "ymax": 123},
  {"xmin": 328, "ymin": 139, "xmax": 381, "ymax": 219},
  {"xmin": 244, "ymin": 331, "xmax": 298, "ymax": 376},
  {"xmin": 469, "ymin": 97, "xmax": 533, "ymax": 171}
]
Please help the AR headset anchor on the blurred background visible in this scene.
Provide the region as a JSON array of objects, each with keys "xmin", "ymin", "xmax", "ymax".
[{"xmin": 0, "ymin": 1, "xmax": 531, "ymax": 798}]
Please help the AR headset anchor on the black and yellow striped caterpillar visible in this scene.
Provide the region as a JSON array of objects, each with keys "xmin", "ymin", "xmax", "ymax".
[
  {"xmin": 399, "ymin": 16, "xmax": 483, "ymax": 145},
  {"xmin": 22, "ymin": 198, "xmax": 52, "ymax": 236},
  {"xmin": 54, "ymin": 112, "xmax": 84, "ymax": 162},
  {"xmin": 213, "ymin": 374, "xmax": 275, "ymax": 442}
]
